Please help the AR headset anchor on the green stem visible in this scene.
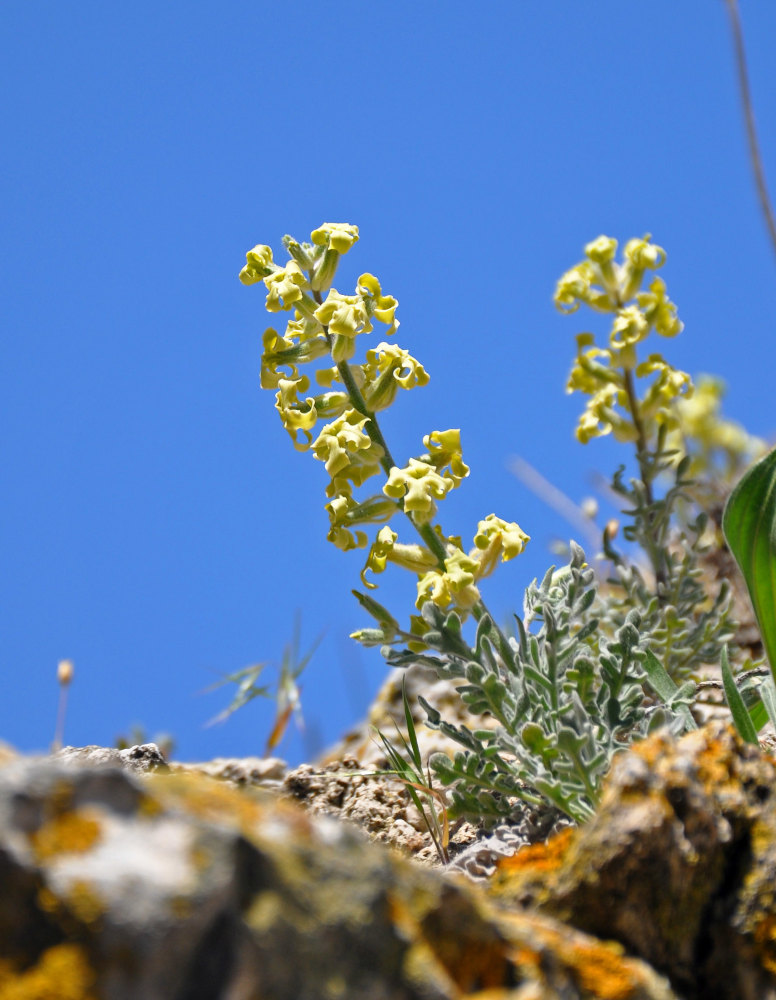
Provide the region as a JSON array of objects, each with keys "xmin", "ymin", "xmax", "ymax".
[{"xmin": 622, "ymin": 367, "xmax": 667, "ymax": 600}]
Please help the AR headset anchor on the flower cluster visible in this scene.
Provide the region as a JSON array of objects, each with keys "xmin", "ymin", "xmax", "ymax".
[
  {"xmin": 241, "ymin": 225, "xmax": 528, "ymax": 626},
  {"xmin": 555, "ymin": 235, "xmax": 692, "ymax": 444},
  {"xmin": 669, "ymin": 374, "xmax": 767, "ymax": 481}
]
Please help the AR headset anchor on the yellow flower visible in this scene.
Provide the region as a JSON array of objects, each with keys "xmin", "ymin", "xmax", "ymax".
[
  {"xmin": 636, "ymin": 277, "xmax": 683, "ymax": 338},
  {"xmin": 584, "ymin": 235, "xmax": 618, "ymax": 264},
  {"xmin": 327, "ymin": 494, "xmax": 399, "ymax": 551},
  {"xmin": 357, "ymin": 273, "xmax": 399, "ymax": 336},
  {"xmin": 416, "ymin": 549, "xmax": 481, "ymax": 611},
  {"xmin": 312, "ymin": 410, "xmax": 384, "ymax": 494},
  {"xmin": 554, "ymin": 263, "xmax": 594, "ymax": 313},
  {"xmin": 363, "ymin": 343, "xmax": 429, "ymax": 411},
  {"xmin": 637, "ymin": 354, "xmax": 693, "ymax": 422},
  {"xmin": 421, "ymin": 429, "xmax": 470, "ymax": 488},
  {"xmin": 239, "ymin": 245, "xmax": 274, "ymax": 285},
  {"xmin": 576, "ymin": 386, "xmax": 636, "ymax": 444},
  {"xmin": 274, "ymin": 374, "xmax": 318, "ymax": 449},
  {"xmin": 620, "ymin": 235, "xmax": 666, "ymax": 301},
  {"xmin": 609, "ymin": 306, "xmax": 649, "ymax": 364},
  {"xmin": 566, "ymin": 333, "xmax": 618, "ymax": 396},
  {"xmin": 472, "ymin": 514, "xmax": 530, "ymax": 579},
  {"xmin": 327, "ymin": 494, "xmax": 399, "ymax": 554},
  {"xmin": 263, "ymin": 261, "xmax": 309, "ymax": 312},
  {"xmin": 361, "ymin": 526, "xmax": 398, "ymax": 587},
  {"xmin": 383, "ymin": 458, "xmax": 453, "ymax": 523},
  {"xmin": 314, "ymin": 290, "xmax": 372, "ymax": 361},
  {"xmin": 261, "ymin": 327, "xmax": 297, "ymax": 389},
  {"xmin": 360, "ymin": 524, "xmax": 437, "ymax": 586},
  {"xmin": 261, "ymin": 323, "xmax": 329, "ymax": 390},
  {"xmin": 311, "ymin": 223, "xmax": 360, "ymax": 254},
  {"xmin": 624, "ymin": 235, "xmax": 665, "ymax": 271},
  {"xmin": 310, "ymin": 391, "xmax": 350, "ymax": 420}
]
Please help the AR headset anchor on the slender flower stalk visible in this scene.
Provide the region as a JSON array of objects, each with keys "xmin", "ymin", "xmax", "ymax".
[
  {"xmin": 241, "ymin": 224, "xmax": 528, "ymax": 657},
  {"xmin": 556, "ymin": 234, "xmax": 691, "ymax": 600}
]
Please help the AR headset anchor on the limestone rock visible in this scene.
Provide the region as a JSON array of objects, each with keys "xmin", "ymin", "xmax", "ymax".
[
  {"xmin": 0, "ymin": 755, "xmax": 676, "ymax": 1000},
  {"xmin": 54, "ymin": 742, "xmax": 169, "ymax": 773},
  {"xmin": 171, "ymin": 755, "xmax": 288, "ymax": 790},
  {"xmin": 493, "ymin": 721, "xmax": 776, "ymax": 999}
]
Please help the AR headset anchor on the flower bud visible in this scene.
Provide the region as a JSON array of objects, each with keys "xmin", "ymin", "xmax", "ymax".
[{"xmin": 57, "ymin": 659, "xmax": 74, "ymax": 686}]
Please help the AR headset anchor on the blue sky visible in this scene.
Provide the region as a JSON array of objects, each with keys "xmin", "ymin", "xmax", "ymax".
[{"xmin": 3, "ymin": 2, "xmax": 776, "ymax": 764}]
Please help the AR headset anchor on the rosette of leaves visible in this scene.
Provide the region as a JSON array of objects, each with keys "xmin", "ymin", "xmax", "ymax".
[{"xmin": 382, "ymin": 542, "xmax": 697, "ymax": 824}]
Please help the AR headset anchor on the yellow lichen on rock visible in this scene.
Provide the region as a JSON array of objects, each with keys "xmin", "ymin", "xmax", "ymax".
[
  {"xmin": 0, "ymin": 944, "xmax": 96, "ymax": 1000},
  {"xmin": 28, "ymin": 810, "xmax": 101, "ymax": 863}
]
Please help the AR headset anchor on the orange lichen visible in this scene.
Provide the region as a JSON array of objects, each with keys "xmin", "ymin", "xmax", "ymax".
[
  {"xmin": 694, "ymin": 734, "xmax": 738, "ymax": 790},
  {"xmin": 29, "ymin": 810, "xmax": 101, "ymax": 863},
  {"xmin": 630, "ymin": 731, "xmax": 671, "ymax": 769},
  {"xmin": 0, "ymin": 943, "xmax": 96, "ymax": 1000},
  {"xmin": 752, "ymin": 913, "xmax": 776, "ymax": 975},
  {"xmin": 565, "ymin": 937, "xmax": 646, "ymax": 1000},
  {"xmin": 495, "ymin": 827, "xmax": 576, "ymax": 876}
]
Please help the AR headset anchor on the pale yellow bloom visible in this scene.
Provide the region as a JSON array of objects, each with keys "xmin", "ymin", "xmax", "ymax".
[
  {"xmin": 576, "ymin": 386, "xmax": 636, "ymax": 444},
  {"xmin": 637, "ymin": 355, "xmax": 693, "ymax": 423},
  {"xmin": 554, "ymin": 263, "xmax": 595, "ymax": 313},
  {"xmin": 264, "ymin": 261, "xmax": 309, "ymax": 312},
  {"xmin": 261, "ymin": 324, "xmax": 329, "ymax": 390},
  {"xmin": 421, "ymin": 429, "xmax": 470, "ymax": 488},
  {"xmin": 609, "ymin": 306, "xmax": 649, "ymax": 352},
  {"xmin": 311, "ymin": 223, "xmax": 360, "ymax": 254},
  {"xmin": 310, "ymin": 391, "xmax": 350, "ymax": 421},
  {"xmin": 383, "ymin": 458, "xmax": 453, "ymax": 523},
  {"xmin": 636, "ymin": 277, "xmax": 683, "ymax": 338},
  {"xmin": 620, "ymin": 235, "xmax": 666, "ymax": 301},
  {"xmin": 360, "ymin": 526, "xmax": 436, "ymax": 588},
  {"xmin": 472, "ymin": 514, "xmax": 530, "ymax": 579},
  {"xmin": 584, "ymin": 235, "xmax": 618, "ymax": 264},
  {"xmin": 624, "ymin": 236, "xmax": 665, "ymax": 271},
  {"xmin": 239, "ymin": 245, "xmax": 274, "ymax": 285},
  {"xmin": 416, "ymin": 549, "xmax": 481, "ymax": 611},
  {"xmin": 274, "ymin": 374, "xmax": 318, "ymax": 449},
  {"xmin": 314, "ymin": 290, "xmax": 372, "ymax": 361},
  {"xmin": 357, "ymin": 273, "xmax": 399, "ymax": 336},
  {"xmin": 361, "ymin": 526, "xmax": 398, "ymax": 584},
  {"xmin": 326, "ymin": 493, "xmax": 398, "ymax": 553},
  {"xmin": 566, "ymin": 333, "xmax": 619, "ymax": 396},
  {"xmin": 312, "ymin": 410, "xmax": 384, "ymax": 494},
  {"xmin": 363, "ymin": 343, "xmax": 429, "ymax": 411}
]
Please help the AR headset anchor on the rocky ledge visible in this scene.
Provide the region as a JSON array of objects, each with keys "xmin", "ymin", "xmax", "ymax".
[{"xmin": 0, "ymin": 722, "xmax": 774, "ymax": 999}]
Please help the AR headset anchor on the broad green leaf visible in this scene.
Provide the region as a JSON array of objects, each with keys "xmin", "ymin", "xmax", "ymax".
[
  {"xmin": 722, "ymin": 447, "xmax": 776, "ymax": 681},
  {"xmin": 720, "ymin": 646, "xmax": 759, "ymax": 744}
]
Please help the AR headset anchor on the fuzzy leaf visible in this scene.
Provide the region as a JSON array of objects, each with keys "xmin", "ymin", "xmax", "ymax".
[{"xmin": 643, "ymin": 649, "xmax": 697, "ymax": 730}]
